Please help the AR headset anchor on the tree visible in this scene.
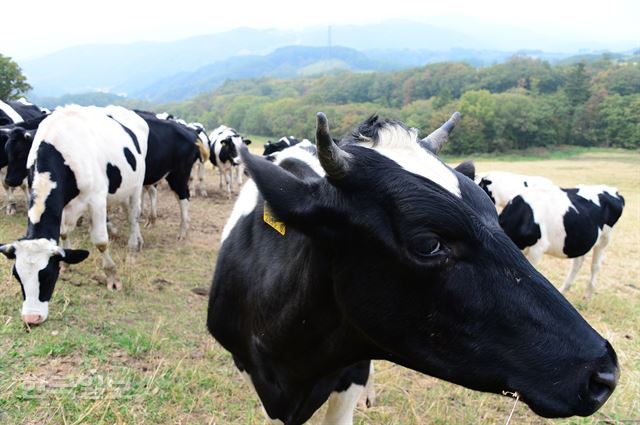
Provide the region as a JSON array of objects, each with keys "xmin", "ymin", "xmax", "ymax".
[
  {"xmin": 0, "ymin": 54, "xmax": 31, "ymax": 100},
  {"xmin": 564, "ymin": 62, "xmax": 590, "ymax": 105}
]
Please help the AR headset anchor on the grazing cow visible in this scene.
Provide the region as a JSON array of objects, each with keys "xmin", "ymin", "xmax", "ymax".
[
  {"xmin": 263, "ymin": 136, "xmax": 302, "ymax": 156},
  {"xmin": 0, "ymin": 105, "xmax": 149, "ymax": 325},
  {"xmin": 0, "ymin": 100, "xmax": 47, "ymax": 214},
  {"xmin": 134, "ymin": 111, "xmax": 208, "ymax": 239},
  {"xmin": 476, "ymin": 171, "xmax": 554, "ymax": 210},
  {"xmin": 209, "ymin": 125, "xmax": 251, "ymax": 196},
  {"xmin": 499, "ymin": 184, "xmax": 624, "ymax": 298},
  {"xmin": 207, "ymin": 112, "xmax": 618, "ymax": 424}
]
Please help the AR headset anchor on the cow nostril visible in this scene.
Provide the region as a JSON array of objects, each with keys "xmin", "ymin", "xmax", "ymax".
[{"xmin": 588, "ymin": 369, "xmax": 618, "ymax": 405}]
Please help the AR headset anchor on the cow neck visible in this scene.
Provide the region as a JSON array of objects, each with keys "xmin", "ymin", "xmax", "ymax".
[{"xmin": 26, "ymin": 143, "xmax": 79, "ymax": 242}]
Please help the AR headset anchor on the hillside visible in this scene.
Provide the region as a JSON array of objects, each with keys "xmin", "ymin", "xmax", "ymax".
[
  {"xmin": 21, "ymin": 19, "xmax": 629, "ymax": 99},
  {"xmin": 132, "ymin": 46, "xmax": 398, "ymax": 102}
]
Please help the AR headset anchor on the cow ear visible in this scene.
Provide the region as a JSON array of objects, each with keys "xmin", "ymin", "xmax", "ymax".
[
  {"xmin": 0, "ymin": 244, "xmax": 16, "ymax": 259},
  {"xmin": 454, "ymin": 161, "xmax": 475, "ymax": 180},
  {"xmin": 243, "ymin": 139, "xmax": 252, "ymax": 145},
  {"xmin": 59, "ymin": 249, "xmax": 90, "ymax": 264},
  {"xmin": 239, "ymin": 145, "xmax": 333, "ymax": 226},
  {"xmin": 24, "ymin": 131, "xmax": 34, "ymax": 141}
]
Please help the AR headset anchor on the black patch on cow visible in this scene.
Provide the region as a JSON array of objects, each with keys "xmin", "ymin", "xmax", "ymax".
[
  {"xmin": 12, "ymin": 266, "xmax": 26, "ymax": 300},
  {"xmin": 524, "ymin": 181, "xmax": 529, "ymax": 187},
  {"xmin": 107, "ymin": 115, "xmax": 141, "ymax": 154},
  {"xmin": 106, "ymin": 163, "xmax": 122, "ymax": 194},
  {"xmin": 561, "ymin": 189, "xmax": 624, "ymax": 258},
  {"xmin": 123, "ymin": 147, "xmax": 137, "ymax": 171},
  {"xmin": 38, "ymin": 257, "xmax": 62, "ymax": 302},
  {"xmin": 26, "ymin": 142, "xmax": 80, "ymax": 240},
  {"xmin": 499, "ymin": 196, "xmax": 541, "ymax": 249},
  {"xmin": 478, "ymin": 178, "xmax": 496, "ymax": 205},
  {"xmin": 333, "ymin": 361, "xmax": 371, "ymax": 392},
  {"xmin": 600, "ymin": 192, "xmax": 624, "ymax": 227}
]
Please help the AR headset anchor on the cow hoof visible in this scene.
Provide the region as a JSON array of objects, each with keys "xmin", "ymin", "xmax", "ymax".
[
  {"xmin": 144, "ymin": 217, "xmax": 156, "ymax": 228},
  {"xmin": 177, "ymin": 232, "xmax": 188, "ymax": 241},
  {"xmin": 6, "ymin": 204, "xmax": 17, "ymax": 215},
  {"xmin": 198, "ymin": 190, "xmax": 208, "ymax": 198}
]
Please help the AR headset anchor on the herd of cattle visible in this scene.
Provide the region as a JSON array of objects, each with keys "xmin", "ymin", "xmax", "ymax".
[{"xmin": 0, "ymin": 98, "xmax": 625, "ymax": 424}]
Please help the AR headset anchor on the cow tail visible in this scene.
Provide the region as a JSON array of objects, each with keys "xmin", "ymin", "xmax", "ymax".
[{"xmin": 195, "ymin": 138, "xmax": 210, "ymax": 163}]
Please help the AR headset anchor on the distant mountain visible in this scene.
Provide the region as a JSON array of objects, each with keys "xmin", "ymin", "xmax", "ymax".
[
  {"xmin": 20, "ymin": 20, "xmax": 636, "ymax": 101},
  {"xmin": 132, "ymin": 46, "xmax": 399, "ymax": 102}
]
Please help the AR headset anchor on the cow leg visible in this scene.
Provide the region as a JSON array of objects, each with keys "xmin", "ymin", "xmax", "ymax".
[
  {"xmin": 358, "ymin": 361, "xmax": 375, "ymax": 409},
  {"xmin": 89, "ymin": 199, "xmax": 121, "ymax": 290},
  {"xmin": 237, "ymin": 163, "xmax": 245, "ymax": 186},
  {"xmin": 59, "ymin": 201, "xmax": 86, "ymax": 275},
  {"xmin": 127, "ymin": 190, "xmax": 144, "ymax": 253},
  {"xmin": 166, "ymin": 173, "xmax": 190, "ymax": 241},
  {"xmin": 144, "ymin": 185, "xmax": 158, "ymax": 227},
  {"xmin": 586, "ymin": 228, "xmax": 613, "ymax": 299},
  {"xmin": 192, "ymin": 161, "xmax": 207, "ymax": 197},
  {"xmin": 218, "ymin": 167, "xmax": 224, "ymax": 191},
  {"xmin": 559, "ymin": 256, "xmax": 586, "ymax": 294},
  {"xmin": 321, "ymin": 361, "xmax": 371, "ymax": 425},
  {"xmin": 3, "ymin": 180, "xmax": 17, "ymax": 215}
]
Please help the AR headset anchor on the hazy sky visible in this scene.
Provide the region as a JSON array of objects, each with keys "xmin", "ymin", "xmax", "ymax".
[{"xmin": 2, "ymin": 0, "xmax": 638, "ymax": 59}]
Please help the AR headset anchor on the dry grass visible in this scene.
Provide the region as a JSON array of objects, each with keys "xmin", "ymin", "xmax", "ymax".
[{"xmin": 0, "ymin": 149, "xmax": 638, "ymax": 424}]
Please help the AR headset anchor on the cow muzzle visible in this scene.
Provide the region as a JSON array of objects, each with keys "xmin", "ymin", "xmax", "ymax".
[{"xmin": 22, "ymin": 314, "xmax": 44, "ymax": 325}]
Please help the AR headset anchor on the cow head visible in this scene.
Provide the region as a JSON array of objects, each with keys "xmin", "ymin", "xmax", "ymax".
[
  {"xmin": 239, "ymin": 112, "xmax": 618, "ymax": 418},
  {"xmin": 4, "ymin": 127, "xmax": 35, "ymax": 186},
  {"xmin": 1, "ymin": 239, "xmax": 89, "ymax": 325}
]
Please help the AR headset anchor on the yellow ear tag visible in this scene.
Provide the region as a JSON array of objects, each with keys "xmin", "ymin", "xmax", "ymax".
[{"xmin": 263, "ymin": 202, "xmax": 286, "ymax": 236}]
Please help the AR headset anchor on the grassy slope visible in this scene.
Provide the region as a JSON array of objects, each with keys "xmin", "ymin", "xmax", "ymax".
[{"xmin": 0, "ymin": 149, "xmax": 638, "ymax": 424}]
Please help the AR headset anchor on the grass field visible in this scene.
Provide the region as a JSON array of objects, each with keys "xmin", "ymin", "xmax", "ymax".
[{"xmin": 0, "ymin": 149, "xmax": 638, "ymax": 424}]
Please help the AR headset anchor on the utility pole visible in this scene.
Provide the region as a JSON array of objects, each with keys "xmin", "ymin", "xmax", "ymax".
[{"xmin": 327, "ymin": 25, "xmax": 332, "ymax": 59}]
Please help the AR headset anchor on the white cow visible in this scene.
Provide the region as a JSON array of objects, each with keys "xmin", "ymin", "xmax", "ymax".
[{"xmin": 0, "ymin": 105, "xmax": 149, "ymax": 324}]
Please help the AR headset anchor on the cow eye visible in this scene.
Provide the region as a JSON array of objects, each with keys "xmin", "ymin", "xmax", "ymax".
[{"xmin": 412, "ymin": 237, "xmax": 445, "ymax": 258}]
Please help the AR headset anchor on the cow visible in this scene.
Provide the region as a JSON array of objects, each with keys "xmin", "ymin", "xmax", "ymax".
[
  {"xmin": 0, "ymin": 99, "xmax": 47, "ymax": 214},
  {"xmin": 498, "ymin": 184, "xmax": 624, "ymax": 299},
  {"xmin": 209, "ymin": 125, "xmax": 251, "ymax": 196},
  {"xmin": 477, "ymin": 171, "xmax": 554, "ymax": 210},
  {"xmin": 206, "ymin": 112, "xmax": 618, "ymax": 425},
  {"xmin": 263, "ymin": 136, "xmax": 302, "ymax": 156},
  {"xmin": 133, "ymin": 110, "xmax": 208, "ymax": 239},
  {"xmin": 0, "ymin": 105, "xmax": 150, "ymax": 325}
]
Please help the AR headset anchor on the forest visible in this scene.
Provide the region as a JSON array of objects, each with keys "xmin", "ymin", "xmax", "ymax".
[{"xmin": 167, "ymin": 53, "xmax": 640, "ymax": 154}]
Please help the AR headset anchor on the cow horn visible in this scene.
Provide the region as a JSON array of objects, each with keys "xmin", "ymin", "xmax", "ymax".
[
  {"xmin": 316, "ymin": 112, "xmax": 351, "ymax": 180},
  {"xmin": 420, "ymin": 111, "xmax": 461, "ymax": 154}
]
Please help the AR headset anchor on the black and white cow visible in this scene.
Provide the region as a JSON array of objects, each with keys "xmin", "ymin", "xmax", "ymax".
[
  {"xmin": 0, "ymin": 105, "xmax": 149, "ymax": 325},
  {"xmin": 134, "ymin": 110, "xmax": 208, "ymax": 239},
  {"xmin": 209, "ymin": 125, "xmax": 251, "ymax": 196},
  {"xmin": 499, "ymin": 184, "xmax": 624, "ymax": 299},
  {"xmin": 477, "ymin": 171, "xmax": 554, "ymax": 210},
  {"xmin": 207, "ymin": 112, "xmax": 618, "ymax": 424},
  {"xmin": 0, "ymin": 99, "xmax": 47, "ymax": 214},
  {"xmin": 263, "ymin": 136, "xmax": 303, "ymax": 156}
]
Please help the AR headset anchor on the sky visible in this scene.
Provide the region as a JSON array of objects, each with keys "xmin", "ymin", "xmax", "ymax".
[{"xmin": 2, "ymin": 0, "xmax": 638, "ymax": 59}]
